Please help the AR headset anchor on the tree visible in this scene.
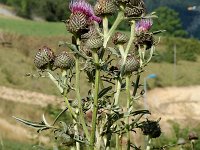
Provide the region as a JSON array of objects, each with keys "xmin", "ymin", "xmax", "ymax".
[{"xmin": 152, "ymin": 6, "xmax": 188, "ymax": 37}]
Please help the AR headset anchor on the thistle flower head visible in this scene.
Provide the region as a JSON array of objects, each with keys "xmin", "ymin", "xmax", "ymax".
[
  {"xmin": 54, "ymin": 51, "xmax": 75, "ymax": 70},
  {"xmin": 69, "ymin": 0, "xmax": 101, "ymax": 23},
  {"xmin": 34, "ymin": 46, "xmax": 55, "ymax": 70},
  {"xmin": 136, "ymin": 19, "xmax": 153, "ymax": 33},
  {"xmin": 118, "ymin": 55, "xmax": 139, "ymax": 75},
  {"xmin": 94, "ymin": 0, "xmax": 117, "ymax": 16},
  {"xmin": 112, "ymin": 32, "xmax": 129, "ymax": 45}
]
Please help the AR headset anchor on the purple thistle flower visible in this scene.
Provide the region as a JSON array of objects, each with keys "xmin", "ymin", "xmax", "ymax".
[
  {"xmin": 136, "ymin": 19, "xmax": 153, "ymax": 33},
  {"xmin": 69, "ymin": 0, "xmax": 101, "ymax": 23}
]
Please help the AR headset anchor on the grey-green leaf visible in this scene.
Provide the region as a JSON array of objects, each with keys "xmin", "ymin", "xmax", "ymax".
[{"xmin": 98, "ymin": 86, "xmax": 112, "ymax": 98}]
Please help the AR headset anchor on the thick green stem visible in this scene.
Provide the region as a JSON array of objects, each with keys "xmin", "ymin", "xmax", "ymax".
[
  {"xmin": 90, "ymin": 52, "xmax": 100, "ymax": 150},
  {"xmin": 124, "ymin": 21, "xmax": 136, "ymax": 60},
  {"xmin": 114, "ymin": 80, "xmax": 121, "ymax": 105},
  {"xmin": 64, "ymin": 96, "xmax": 76, "ymax": 119},
  {"xmin": 191, "ymin": 141, "xmax": 195, "ymax": 150},
  {"xmin": 145, "ymin": 136, "xmax": 151, "ymax": 150},
  {"xmin": 47, "ymin": 72, "xmax": 63, "ymax": 93},
  {"xmin": 103, "ymin": 11, "xmax": 124, "ymax": 48},
  {"xmin": 116, "ymin": 135, "xmax": 120, "ymax": 150},
  {"xmin": 103, "ymin": 16, "xmax": 109, "ymax": 37},
  {"xmin": 126, "ymin": 75, "xmax": 131, "ymax": 150},
  {"xmin": 47, "ymin": 71, "xmax": 76, "ymax": 119},
  {"xmin": 118, "ymin": 44, "xmax": 125, "ymax": 56},
  {"xmin": 75, "ymin": 56, "xmax": 90, "ymax": 141},
  {"xmin": 114, "ymin": 79, "xmax": 122, "ymax": 150},
  {"xmin": 114, "ymin": 21, "xmax": 136, "ymax": 150},
  {"xmin": 73, "ymin": 112, "xmax": 80, "ymax": 150}
]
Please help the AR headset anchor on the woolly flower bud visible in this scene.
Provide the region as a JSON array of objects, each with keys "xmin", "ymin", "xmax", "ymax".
[
  {"xmin": 69, "ymin": 0, "xmax": 101, "ymax": 23},
  {"xmin": 136, "ymin": 19, "xmax": 153, "ymax": 33},
  {"xmin": 54, "ymin": 51, "xmax": 75, "ymax": 70},
  {"xmin": 112, "ymin": 32, "xmax": 129, "ymax": 45},
  {"xmin": 34, "ymin": 46, "xmax": 55, "ymax": 70},
  {"xmin": 125, "ymin": 6, "xmax": 144, "ymax": 18},
  {"xmin": 94, "ymin": 0, "xmax": 117, "ymax": 16},
  {"xmin": 115, "ymin": 0, "xmax": 145, "ymax": 7},
  {"xmin": 80, "ymin": 44, "xmax": 92, "ymax": 57},
  {"xmin": 66, "ymin": 12, "xmax": 88, "ymax": 34},
  {"xmin": 85, "ymin": 36, "xmax": 103, "ymax": 50},
  {"xmin": 118, "ymin": 56, "xmax": 139, "ymax": 75},
  {"xmin": 81, "ymin": 24, "xmax": 99, "ymax": 40}
]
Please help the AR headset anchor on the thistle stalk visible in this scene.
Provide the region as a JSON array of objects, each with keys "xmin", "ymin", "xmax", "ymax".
[
  {"xmin": 103, "ymin": 16, "xmax": 109, "ymax": 37},
  {"xmin": 126, "ymin": 75, "xmax": 131, "ymax": 150},
  {"xmin": 75, "ymin": 55, "xmax": 90, "ymax": 141},
  {"xmin": 74, "ymin": 38, "xmax": 90, "ymax": 142},
  {"xmin": 124, "ymin": 21, "xmax": 136, "ymax": 60},
  {"xmin": 47, "ymin": 71, "xmax": 63, "ymax": 93},
  {"xmin": 103, "ymin": 10, "xmax": 124, "ymax": 48},
  {"xmin": 114, "ymin": 20, "xmax": 136, "ymax": 150},
  {"xmin": 47, "ymin": 71, "xmax": 76, "ymax": 119},
  {"xmin": 73, "ymin": 113, "xmax": 80, "ymax": 150},
  {"xmin": 90, "ymin": 51, "xmax": 100, "ymax": 150}
]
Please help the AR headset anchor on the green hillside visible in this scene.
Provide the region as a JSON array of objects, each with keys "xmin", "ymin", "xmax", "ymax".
[
  {"xmin": 0, "ymin": 18, "xmax": 67, "ymax": 36},
  {"xmin": 0, "ymin": 17, "xmax": 200, "ymax": 96}
]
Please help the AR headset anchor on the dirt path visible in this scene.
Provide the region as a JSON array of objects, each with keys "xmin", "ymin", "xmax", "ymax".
[
  {"xmin": 1, "ymin": 85, "xmax": 200, "ymax": 121},
  {"xmin": 146, "ymin": 86, "xmax": 200, "ymax": 120},
  {"xmin": 0, "ymin": 86, "xmax": 62, "ymax": 107}
]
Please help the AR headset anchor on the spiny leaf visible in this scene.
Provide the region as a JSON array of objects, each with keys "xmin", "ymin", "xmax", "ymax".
[
  {"xmin": 13, "ymin": 116, "xmax": 47, "ymax": 128},
  {"xmin": 42, "ymin": 114, "xmax": 51, "ymax": 127},
  {"xmin": 129, "ymin": 110, "xmax": 151, "ymax": 117},
  {"xmin": 58, "ymin": 41, "xmax": 88, "ymax": 60},
  {"xmin": 107, "ymin": 47, "xmax": 120, "ymax": 57},
  {"xmin": 60, "ymin": 121, "xmax": 68, "ymax": 133},
  {"xmin": 98, "ymin": 86, "xmax": 112, "ymax": 98}
]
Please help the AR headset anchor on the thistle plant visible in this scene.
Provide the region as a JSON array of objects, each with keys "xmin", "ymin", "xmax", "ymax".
[{"xmin": 14, "ymin": 0, "xmax": 164, "ymax": 149}]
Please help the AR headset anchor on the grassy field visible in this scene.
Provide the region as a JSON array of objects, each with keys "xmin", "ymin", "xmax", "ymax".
[{"xmin": 0, "ymin": 17, "xmax": 68, "ymax": 36}]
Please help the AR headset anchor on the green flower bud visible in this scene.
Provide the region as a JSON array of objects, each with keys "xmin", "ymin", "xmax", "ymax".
[
  {"xmin": 112, "ymin": 32, "xmax": 129, "ymax": 45},
  {"xmin": 34, "ymin": 46, "xmax": 55, "ymax": 70},
  {"xmin": 66, "ymin": 12, "xmax": 88, "ymax": 34},
  {"xmin": 85, "ymin": 36, "xmax": 103, "ymax": 50},
  {"xmin": 119, "ymin": 55, "xmax": 139, "ymax": 75},
  {"xmin": 94, "ymin": 0, "xmax": 117, "ymax": 16},
  {"xmin": 54, "ymin": 51, "xmax": 75, "ymax": 70}
]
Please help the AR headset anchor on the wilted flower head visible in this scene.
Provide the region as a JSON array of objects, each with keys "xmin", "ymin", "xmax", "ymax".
[
  {"xmin": 69, "ymin": 0, "xmax": 101, "ymax": 23},
  {"xmin": 139, "ymin": 119, "xmax": 161, "ymax": 139},
  {"xmin": 136, "ymin": 19, "xmax": 153, "ymax": 33}
]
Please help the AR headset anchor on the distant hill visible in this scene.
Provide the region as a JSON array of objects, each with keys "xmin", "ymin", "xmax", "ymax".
[{"xmin": 145, "ymin": 0, "xmax": 200, "ymax": 39}]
